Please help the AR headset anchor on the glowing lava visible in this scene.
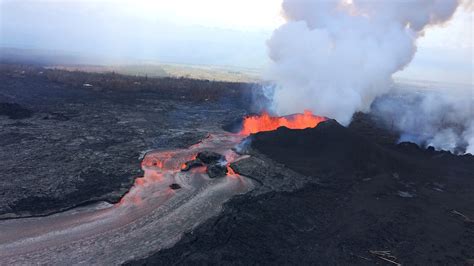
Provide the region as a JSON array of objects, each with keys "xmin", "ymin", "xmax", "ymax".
[
  {"xmin": 240, "ymin": 110, "xmax": 326, "ymax": 135},
  {"xmin": 0, "ymin": 133, "xmax": 254, "ymax": 265},
  {"xmin": 227, "ymin": 166, "xmax": 236, "ymax": 176}
]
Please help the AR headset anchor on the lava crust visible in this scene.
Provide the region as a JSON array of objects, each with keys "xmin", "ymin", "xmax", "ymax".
[{"xmin": 131, "ymin": 120, "xmax": 474, "ymax": 265}]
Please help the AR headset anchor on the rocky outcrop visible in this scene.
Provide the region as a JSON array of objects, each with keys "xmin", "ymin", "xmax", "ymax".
[{"xmin": 182, "ymin": 151, "xmax": 228, "ymax": 178}]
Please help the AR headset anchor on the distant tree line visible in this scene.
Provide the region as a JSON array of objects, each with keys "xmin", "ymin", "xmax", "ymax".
[{"xmin": 0, "ymin": 64, "xmax": 262, "ymax": 109}]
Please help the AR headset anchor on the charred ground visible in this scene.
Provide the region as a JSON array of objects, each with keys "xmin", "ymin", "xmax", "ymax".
[{"xmin": 0, "ymin": 64, "xmax": 255, "ymax": 218}]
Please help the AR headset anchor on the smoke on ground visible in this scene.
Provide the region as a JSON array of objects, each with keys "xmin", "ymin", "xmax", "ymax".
[{"xmin": 371, "ymin": 83, "xmax": 473, "ymax": 155}]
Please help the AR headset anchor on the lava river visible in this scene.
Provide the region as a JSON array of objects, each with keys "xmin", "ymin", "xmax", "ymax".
[{"xmin": 0, "ymin": 133, "xmax": 253, "ymax": 264}]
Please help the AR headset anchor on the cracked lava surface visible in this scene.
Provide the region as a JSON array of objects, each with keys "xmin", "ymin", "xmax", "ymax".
[{"xmin": 0, "ymin": 132, "xmax": 254, "ymax": 264}]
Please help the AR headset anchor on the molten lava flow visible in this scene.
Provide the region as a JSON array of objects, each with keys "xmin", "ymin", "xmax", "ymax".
[
  {"xmin": 240, "ymin": 110, "xmax": 326, "ymax": 135},
  {"xmin": 135, "ymin": 178, "xmax": 146, "ymax": 186},
  {"xmin": 227, "ymin": 165, "xmax": 236, "ymax": 176}
]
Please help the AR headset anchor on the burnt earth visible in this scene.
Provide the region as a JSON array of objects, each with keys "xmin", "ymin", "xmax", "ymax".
[
  {"xmin": 131, "ymin": 120, "xmax": 474, "ymax": 265},
  {"xmin": 182, "ymin": 151, "xmax": 228, "ymax": 178},
  {"xmin": 196, "ymin": 151, "xmax": 225, "ymax": 164},
  {"xmin": 206, "ymin": 163, "xmax": 227, "ymax": 179},
  {"xmin": 0, "ymin": 64, "xmax": 251, "ymax": 218}
]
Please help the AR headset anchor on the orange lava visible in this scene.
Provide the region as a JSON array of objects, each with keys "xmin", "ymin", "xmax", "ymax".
[
  {"xmin": 131, "ymin": 195, "xmax": 142, "ymax": 205},
  {"xmin": 240, "ymin": 110, "xmax": 326, "ymax": 135},
  {"xmin": 227, "ymin": 166, "xmax": 236, "ymax": 176},
  {"xmin": 135, "ymin": 178, "xmax": 146, "ymax": 186},
  {"xmin": 148, "ymin": 172, "xmax": 163, "ymax": 181},
  {"xmin": 142, "ymin": 151, "xmax": 198, "ymax": 171}
]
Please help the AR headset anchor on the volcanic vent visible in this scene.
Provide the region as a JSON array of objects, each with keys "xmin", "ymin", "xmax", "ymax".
[{"xmin": 239, "ymin": 110, "xmax": 326, "ymax": 135}]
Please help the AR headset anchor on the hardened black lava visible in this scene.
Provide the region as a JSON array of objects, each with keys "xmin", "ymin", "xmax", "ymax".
[
  {"xmin": 0, "ymin": 64, "xmax": 251, "ymax": 218},
  {"xmin": 130, "ymin": 120, "xmax": 474, "ymax": 265}
]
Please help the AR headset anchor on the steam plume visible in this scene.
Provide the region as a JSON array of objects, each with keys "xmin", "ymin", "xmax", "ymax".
[
  {"xmin": 266, "ymin": 0, "xmax": 461, "ymax": 126},
  {"xmin": 372, "ymin": 87, "xmax": 473, "ymax": 154}
]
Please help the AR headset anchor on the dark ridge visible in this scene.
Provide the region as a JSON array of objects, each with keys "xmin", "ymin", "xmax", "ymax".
[
  {"xmin": 348, "ymin": 111, "xmax": 399, "ymax": 146},
  {"xmin": 251, "ymin": 119, "xmax": 405, "ymax": 178},
  {"xmin": 0, "ymin": 171, "xmax": 139, "ymax": 220}
]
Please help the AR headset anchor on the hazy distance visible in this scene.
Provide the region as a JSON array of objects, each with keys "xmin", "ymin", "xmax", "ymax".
[{"xmin": 0, "ymin": 0, "xmax": 472, "ymax": 85}]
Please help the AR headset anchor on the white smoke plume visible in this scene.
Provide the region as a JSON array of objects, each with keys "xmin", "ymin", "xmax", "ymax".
[
  {"xmin": 266, "ymin": 0, "xmax": 461, "ymax": 126},
  {"xmin": 371, "ymin": 86, "xmax": 474, "ymax": 154}
]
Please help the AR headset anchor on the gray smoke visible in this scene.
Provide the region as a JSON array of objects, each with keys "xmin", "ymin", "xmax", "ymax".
[
  {"xmin": 265, "ymin": 0, "xmax": 461, "ymax": 126},
  {"xmin": 372, "ymin": 85, "xmax": 473, "ymax": 154}
]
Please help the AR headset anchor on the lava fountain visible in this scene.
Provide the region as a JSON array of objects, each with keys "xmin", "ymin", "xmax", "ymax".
[{"xmin": 240, "ymin": 110, "xmax": 326, "ymax": 135}]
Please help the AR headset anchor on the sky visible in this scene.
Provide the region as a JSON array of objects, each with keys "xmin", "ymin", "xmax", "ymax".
[{"xmin": 0, "ymin": 0, "xmax": 472, "ymax": 84}]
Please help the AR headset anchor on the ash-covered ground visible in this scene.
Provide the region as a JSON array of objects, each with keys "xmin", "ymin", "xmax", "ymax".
[
  {"xmin": 1, "ymin": 65, "xmax": 473, "ymax": 265},
  {"xmin": 0, "ymin": 65, "xmax": 253, "ymax": 218}
]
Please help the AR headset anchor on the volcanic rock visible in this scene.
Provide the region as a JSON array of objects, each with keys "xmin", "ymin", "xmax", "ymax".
[
  {"xmin": 206, "ymin": 163, "xmax": 227, "ymax": 179},
  {"xmin": 131, "ymin": 117, "xmax": 474, "ymax": 265},
  {"xmin": 229, "ymin": 154, "xmax": 311, "ymax": 193},
  {"xmin": 169, "ymin": 183, "xmax": 181, "ymax": 190},
  {"xmin": 250, "ymin": 119, "xmax": 395, "ymax": 178},
  {"xmin": 181, "ymin": 159, "xmax": 204, "ymax": 171},
  {"xmin": 0, "ymin": 102, "xmax": 33, "ymax": 119},
  {"xmin": 196, "ymin": 151, "xmax": 225, "ymax": 164},
  {"xmin": 0, "ymin": 65, "xmax": 248, "ymax": 218},
  {"xmin": 182, "ymin": 151, "xmax": 228, "ymax": 178},
  {"xmin": 221, "ymin": 116, "xmax": 244, "ymax": 133}
]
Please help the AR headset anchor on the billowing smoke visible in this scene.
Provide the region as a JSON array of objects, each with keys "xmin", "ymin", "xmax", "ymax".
[
  {"xmin": 372, "ymin": 86, "xmax": 473, "ymax": 154},
  {"xmin": 265, "ymin": 0, "xmax": 461, "ymax": 126}
]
